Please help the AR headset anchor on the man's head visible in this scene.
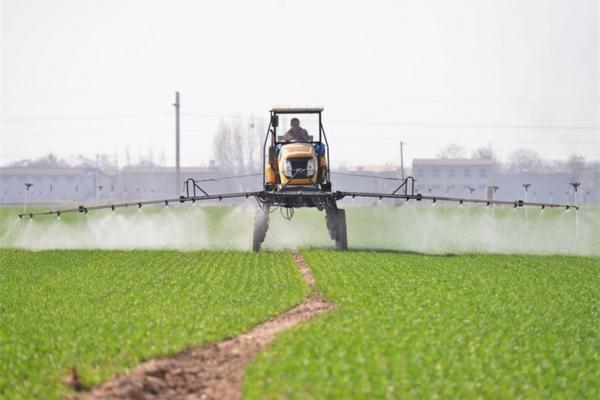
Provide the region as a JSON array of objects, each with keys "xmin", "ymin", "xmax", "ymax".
[{"xmin": 290, "ymin": 118, "xmax": 300, "ymax": 129}]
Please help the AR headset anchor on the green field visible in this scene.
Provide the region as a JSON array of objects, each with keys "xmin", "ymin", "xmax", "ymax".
[
  {"xmin": 1, "ymin": 205, "xmax": 599, "ymax": 399},
  {"xmin": 0, "ymin": 249, "xmax": 308, "ymax": 399},
  {"xmin": 245, "ymin": 251, "xmax": 600, "ymax": 399}
]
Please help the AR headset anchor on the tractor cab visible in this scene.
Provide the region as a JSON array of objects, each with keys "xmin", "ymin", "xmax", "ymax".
[{"xmin": 263, "ymin": 107, "xmax": 331, "ymax": 192}]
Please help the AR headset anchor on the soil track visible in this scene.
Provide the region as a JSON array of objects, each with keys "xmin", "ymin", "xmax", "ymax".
[{"xmin": 76, "ymin": 251, "xmax": 334, "ymax": 400}]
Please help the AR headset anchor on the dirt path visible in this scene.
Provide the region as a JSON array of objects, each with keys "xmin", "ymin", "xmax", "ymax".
[{"xmin": 76, "ymin": 251, "xmax": 334, "ymax": 400}]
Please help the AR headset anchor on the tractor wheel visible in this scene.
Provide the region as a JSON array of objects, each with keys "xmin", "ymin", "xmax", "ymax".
[
  {"xmin": 335, "ymin": 209, "xmax": 348, "ymax": 251},
  {"xmin": 252, "ymin": 207, "xmax": 269, "ymax": 252},
  {"xmin": 325, "ymin": 208, "xmax": 338, "ymax": 241}
]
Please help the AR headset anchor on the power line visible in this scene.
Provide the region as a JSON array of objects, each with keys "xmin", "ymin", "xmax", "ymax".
[
  {"xmin": 328, "ymin": 119, "xmax": 600, "ymax": 131},
  {"xmin": 1, "ymin": 130, "xmax": 597, "ymax": 146},
  {"xmin": 0, "ymin": 113, "xmax": 170, "ymax": 122},
  {"xmin": 181, "ymin": 112, "xmax": 600, "ymax": 131},
  {"xmin": 0, "ymin": 129, "xmax": 173, "ymax": 137},
  {"xmin": 4, "ymin": 111, "xmax": 597, "ymax": 131},
  {"xmin": 337, "ymin": 136, "xmax": 600, "ymax": 145}
]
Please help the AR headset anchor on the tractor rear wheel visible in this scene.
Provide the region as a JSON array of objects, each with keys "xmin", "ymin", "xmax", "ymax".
[
  {"xmin": 334, "ymin": 209, "xmax": 348, "ymax": 251},
  {"xmin": 325, "ymin": 207, "xmax": 348, "ymax": 251},
  {"xmin": 325, "ymin": 208, "xmax": 337, "ymax": 241},
  {"xmin": 252, "ymin": 207, "xmax": 269, "ymax": 252}
]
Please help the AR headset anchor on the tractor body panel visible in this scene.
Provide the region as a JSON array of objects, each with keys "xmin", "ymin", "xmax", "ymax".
[{"xmin": 277, "ymin": 143, "xmax": 318, "ymax": 186}]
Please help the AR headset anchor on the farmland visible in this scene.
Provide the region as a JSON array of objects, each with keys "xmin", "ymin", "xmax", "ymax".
[
  {"xmin": 0, "ymin": 249, "xmax": 308, "ymax": 399},
  {"xmin": 1, "ymin": 205, "xmax": 599, "ymax": 399},
  {"xmin": 244, "ymin": 250, "xmax": 600, "ymax": 399}
]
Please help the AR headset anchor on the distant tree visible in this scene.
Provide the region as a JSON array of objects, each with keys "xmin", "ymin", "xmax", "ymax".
[
  {"xmin": 213, "ymin": 116, "xmax": 264, "ymax": 173},
  {"xmin": 8, "ymin": 153, "xmax": 118, "ymax": 171},
  {"xmin": 437, "ymin": 143, "xmax": 467, "ymax": 159},
  {"xmin": 9, "ymin": 153, "xmax": 69, "ymax": 168},
  {"xmin": 508, "ymin": 148, "xmax": 542, "ymax": 172},
  {"xmin": 137, "ymin": 148, "xmax": 156, "ymax": 167},
  {"xmin": 471, "ymin": 145, "xmax": 498, "ymax": 163},
  {"xmin": 566, "ymin": 154, "xmax": 585, "ymax": 180},
  {"xmin": 73, "ymin": 154, "xmax": 118, "ymax": 171}
]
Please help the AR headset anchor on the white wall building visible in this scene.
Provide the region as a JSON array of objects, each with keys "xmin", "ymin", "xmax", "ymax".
[
  {"xmin": 412, "ymin": 159, "xmax": 495, "ymax": 198},
  {"xmin": 0, "ymin": 167, "xmax": 97, "ymax": 204}
]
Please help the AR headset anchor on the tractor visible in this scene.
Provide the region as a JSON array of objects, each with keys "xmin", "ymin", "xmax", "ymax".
[{"xmin": 253, "ymin": 107, "xmax": 346, "ymax": 251}]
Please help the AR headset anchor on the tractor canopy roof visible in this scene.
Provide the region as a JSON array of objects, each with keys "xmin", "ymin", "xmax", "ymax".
[{"xmin": 270, "ymin": 106, "xmax": 324, "ymax": 114}]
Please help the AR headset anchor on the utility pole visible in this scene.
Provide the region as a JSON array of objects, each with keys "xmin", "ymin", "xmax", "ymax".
[
  {"xmin": 174, "ymin": 91, "xmax": 181, "ymax": 196},
  {"xmin": 400, "ymin": 141, "xmax": 405, "ymax": 181}
]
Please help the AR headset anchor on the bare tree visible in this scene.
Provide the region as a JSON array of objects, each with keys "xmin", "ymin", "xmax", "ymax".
[
  {"xmin": 8, "ymin": 153, "xmax": 118, "ymax": 171},
  {"xmin": 471, "ymin": 144, "xmax": 498, "ymax": 162},
  {"xmin": 566, "ymin": 154, "xmax": 585, "ymax": 180},
  {"xmin": 213, "ymin": 116, "xmax": 264, "ymax": 173},
  {"xmin": 9, "ymin": 153, "xmax": 69, "ymax": 168},
  {"xmin": 437, "ymin": 143, "xmax": 467, "ymax": 159},
  {"xmin": 508, "ymin": 148, "xmax": 542, "ymax": 172}
]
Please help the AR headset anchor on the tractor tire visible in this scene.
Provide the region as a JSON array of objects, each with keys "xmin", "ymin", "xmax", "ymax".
[
  {"xmin": 335, "ymin": 209, "xmax": 348, "ymax": 251},
  {"xmin": 325, "ymin": 208, "xmax": 338, "ymax": 241},
  {"xmin": 252, "ymin": 207, "xmax": 269, "ymax": 252}
]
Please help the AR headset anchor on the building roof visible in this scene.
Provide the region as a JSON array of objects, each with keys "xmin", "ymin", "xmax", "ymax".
[
  {"xmin": 412, "ymin": 159, "xmax": 495, "ymax": 167},
  {"xmin": 350, "ymin": 164, "xmax": 399, "ymax": 173},
  {"xmin": 0, "ymin": 167, "xmax": 86, "ymax": 176},
  {"xmin": 121, "ymin": 166, "xmax": 212, "ymax": 174}
]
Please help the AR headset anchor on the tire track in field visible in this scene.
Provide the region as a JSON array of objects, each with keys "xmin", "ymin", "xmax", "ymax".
[{"xmin": 76, "ymin": 251, "xmax": 334, "ymax": 400}]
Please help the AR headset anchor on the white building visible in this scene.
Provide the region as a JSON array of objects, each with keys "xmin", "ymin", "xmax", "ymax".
[
  {"xmin": 412, "ymin": 159, "xmax": 495, "ymax": 198},
  {"xmin": 0, "ymin": 167, "xmax": 97, "ymax": 204}
]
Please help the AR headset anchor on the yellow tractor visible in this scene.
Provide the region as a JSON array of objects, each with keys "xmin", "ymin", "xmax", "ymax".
[
  {"xmin": 264, "ymin": 107, "xmax": 331, "ymax": 192},
  {"xmin": 254, "ymin": 107, "xmax": 346, "ymax": 251}
]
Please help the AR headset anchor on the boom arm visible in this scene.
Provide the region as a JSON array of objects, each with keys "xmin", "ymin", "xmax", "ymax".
[{"xmin": 19, "ymin": 176, "xmax": 578, "ymax": 219}]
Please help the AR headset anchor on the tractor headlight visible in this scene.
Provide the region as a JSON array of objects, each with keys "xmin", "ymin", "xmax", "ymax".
[
  {"xmin": 306, "ymin": 159, "xmax": 315, "ymax": 176},
  {"xmin": 284, "ymin": 160, "xmax": 293, "ymax": 178}
]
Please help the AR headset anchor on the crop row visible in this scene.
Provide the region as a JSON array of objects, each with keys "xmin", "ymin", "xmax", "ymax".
[
  {"xmin": 0, "ymin": 249, "xmax": 308, "ymax": 399},
  {"xmin": 244, "ymin": 250, "xmax": 600, "ymax": 399}
]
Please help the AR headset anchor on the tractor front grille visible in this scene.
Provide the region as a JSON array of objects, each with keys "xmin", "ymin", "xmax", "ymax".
[{"xmin": 289, "ymin": 158, "xmax": 311, "ymax": 178}]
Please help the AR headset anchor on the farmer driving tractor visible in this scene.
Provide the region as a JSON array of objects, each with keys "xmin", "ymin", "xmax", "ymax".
[
  {"xmin": 283, "ymin": 118, "xmax": 310, "ymax": 142},
  {"xmin": 282, "ymin": 118, "xmax": 325, "ymax": 155}
]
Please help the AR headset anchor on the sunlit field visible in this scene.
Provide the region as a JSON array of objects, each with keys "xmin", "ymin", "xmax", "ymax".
[
  {"xmin": 245, "ymin": 250, "xmax": 600, "ymax": 399},
  {"xmin": 1, "ymin": 205, "xmax": 599, "ymax": 399},
  {"xmin": 0, "ymin": 249, "xmax": 308, "ymax": 399}
]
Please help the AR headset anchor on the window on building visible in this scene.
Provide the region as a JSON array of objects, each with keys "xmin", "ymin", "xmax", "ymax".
[
  {"xmin": 432, "ymin": 169, "xmax": 440, "ymax": 178},
  {"xmin": 464, "ymin": 168, "xmax": 471, "ymax": 178},
  {"xmin": 479, "ymin": 169, "xmax": 487, "ymax": 178},
  {"xmin": 417, "ymin": 169, "xmax": 424, "ymax": 178},
  {"xmin": 448, "ymin": 169, "xmax": 455, "ymax": 178}
]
